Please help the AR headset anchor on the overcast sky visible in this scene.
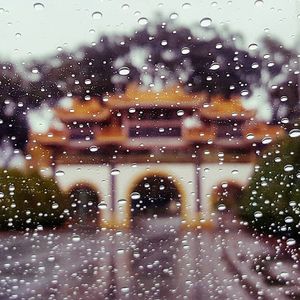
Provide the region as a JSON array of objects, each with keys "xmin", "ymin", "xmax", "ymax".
[{"xmin": 0, "ymin": 0, "xmax": 299, "ymax": 62}]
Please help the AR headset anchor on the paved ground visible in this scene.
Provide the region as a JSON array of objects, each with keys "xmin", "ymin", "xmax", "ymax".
[{"xmin": 0, "ymin": 216, "xmax": 299, "ymax": 300}]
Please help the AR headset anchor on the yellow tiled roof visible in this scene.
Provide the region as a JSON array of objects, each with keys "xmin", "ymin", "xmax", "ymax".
[
  {"xmin": 200, "ymin": 96, "xmax": 256, "ymax": 119},
  {"xmin": 242, "ymin": 123, "xmax": 285, "ymax": 141},
  {"xmin": 55, "ymin": 97, "xmax": 111, "ymax": 122},
  {"xmin": 107, "ymin": 83, "xmax": 207, "ymax": 108}
]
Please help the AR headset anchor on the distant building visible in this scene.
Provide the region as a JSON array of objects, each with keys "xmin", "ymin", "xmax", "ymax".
[{"xmin": 27, "ymin": 84, "xmax": 284, "ymax": 229}]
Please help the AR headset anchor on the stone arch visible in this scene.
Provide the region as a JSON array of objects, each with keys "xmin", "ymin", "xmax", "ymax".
[
  {"xmin": 68, "ymin": 182, "xmax": 101, "ymax": 227},
  {"xmin": 126, "ymin": 170, "xmax": 187, "ymax": 226},
  {"xmin": 200, "ymin": 163, "xmax": 254, "ymax": 221}
]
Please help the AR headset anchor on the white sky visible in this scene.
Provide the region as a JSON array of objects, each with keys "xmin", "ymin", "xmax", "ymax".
[
  {"xmin": 0, "ymin": 0, "xmax": 299, "ymax": 62},
  {"xmin": 1, "ymin": 0, "xmax": 299, "ymax": 130}
]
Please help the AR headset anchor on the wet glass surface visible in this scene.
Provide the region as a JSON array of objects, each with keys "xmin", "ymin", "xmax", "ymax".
[
  {"xmin": 1, "ymin": 216, "xmax": 300, "ymax": 299},
  {"xmin": 0, "ymin": 1, "xmax": 299, "ymax": 299}
]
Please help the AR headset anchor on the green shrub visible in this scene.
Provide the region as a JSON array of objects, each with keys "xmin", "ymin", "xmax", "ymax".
[
  {"xmin": 0, "ymin": 169, "xmax": 70, "ymax": 230},
  {"xmin": 240, "ymin": 135, "xmax": 300, "ymax": 238}
]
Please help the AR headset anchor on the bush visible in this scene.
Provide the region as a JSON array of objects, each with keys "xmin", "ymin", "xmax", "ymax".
[
  {"xmin": 240, "ymin": 135, "xmax": 300, "ymax": 238},
  {"xmin": 0, "ymin": 169, "xmax": 69, "ymax": 230}
]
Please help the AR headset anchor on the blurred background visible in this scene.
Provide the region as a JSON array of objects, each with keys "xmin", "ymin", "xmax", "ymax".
[{"xmin": 0, "ymin": 1, "xmax": 299, "ymax": 299}]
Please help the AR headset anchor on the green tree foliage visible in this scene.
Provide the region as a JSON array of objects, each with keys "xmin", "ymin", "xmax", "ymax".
[
  {"xmin": 0, "ymin": 169, "xmax": 69, "ymax": 230},
  {"xmin": 240, "ymin": 134, "xmax": 300, "ymax": 238},
  {"xmin": 260, "ymin": 37, "xmax": 299, "ymax": 124},
  {"xmin": 118, "ymin": 21, "xmax": 261, "ymax": 98},
  {"xmin": 0, "ymin": 63, "xmax": 28, "ymax": 160}
]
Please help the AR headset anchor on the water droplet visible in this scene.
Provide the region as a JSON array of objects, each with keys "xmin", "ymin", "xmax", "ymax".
[
  {"xmin": 251, "ymin": 62, "xmax": 259, "ymax": 69},
  {"xmin": 284, "ymin": 165, "xmax": 294, "ymax": 172},
  {"xmin": 246, "ymin": 133, "xmax": 254, "ymax": 140},
  {"xmin": 72, "ymin": 235, "xmax": 81, "ymax": 242},
  {"xmin": 37, "ymin": 225, "xmax": 43, "ymax": 231},
  {"xmin": 32, "ymin": 68, "xmax": 39, "ymax": 74},
  {"xmin": 84, "ymin": 79, "xmax": 91, "ymax": 85},
  {"xmin": 89, "ymin": 145, "xmax": 98, "ymax": 152},
  {"xmin": 48, "ymin": 256, "xmax": 55, "ymax": 262},
  {"xmin": 111, "ymin": 169, "xmax": 120, "ymax": 176},
  {"xmin": 209, "ymin": 62, "xmax": 220, "ymax": 70},
  {"xmin": 15, "ymin": 33, "xmax": 21, "ymax": 38},
  {"xmin": 138, "ymin": 17, "xmax": 148, "ymax": 25},
  {"xmin": 118, "ymin": 67, "xmax": 130, "ymax": 76},
  {"xmin": 248, "ymin": 43, "xmax": 258, "ymax": 50},
  {"xmin": 286, "ymin": 238, "xmax": 296, "ymax": 246},
  {"xmin": 33, "ymin": 3, "xmax": 45, "ymax": 10},
  {"xmin": 92, "ymin": 11, "xmax": 102, "ymax": 19},
  {"xmin": 200, "ymin": 17, "xmax": 212, "ymax": 27},
  {"xmin": 182, "ymin": 3, "xmax": 191, "ymax": 9},
  {"xmin": 284, "ymin": 216, "xmax": 293, "ymax": 223},
  {"xmin": 221, "ymin": 182, "xmax": 228, "ymax": 188},
  {"xmin": 159, "ymin": 185, "xmax": 165, "ymax": 191},
  {"xmin": 241, "ymin": 90, "xmax": 249, "ymax": 96},
  {"xmin": 118, "ymin": 199, "xmax": 127, "ymax": 204},
  {"xmin": 131, "ymin": 192, "xmax": 141, "ymax": 200},
  {"xmin": 280, "ymin": 96, "xmax": 288, "ymax": 102},
  {"xmin": 0, "ymin": 192, "xmax": 4, "ymax": 198},
  {"xmin": 218, "ymin": 204, "xmax": 226, "ymax": 211},
  {"xmin": 181, "ymin": 47, "xmax": 190, "ymax": 55},
  {"xmin": 289, "ymin": 129, "xmax": 300, "ymax": 138},
  {"xmin": 216, "ymin": 43, "xmax": 222, "ymax": 49},
  {"xmin": 279, "ymin": 271, "xmax": 289, "ymax": 279},
  {"xmin": 177, "ymin": 110, "xmax": 184, "ymax": 116},
  {"xmin": 231, "ymin": 170, "xmax": 239, "ymax": 175},
  {"xmin": 254, "ymin": 0, "xmax": 264, "ymax": 7},
  {"xmin": 275, "ymin": 157, "xmax": 281, "ymax": 163},
  {"xmin": 98, "ymin": 202, "xmax": 107, "ymax": 209},
  {"xmin": 262, "ymin": 136, "xmax": 272, "ymax": 144},
  {"xmin": 121, "ymin": 287, "xmax": 130, "ymax": 293},
  {"xmin": 281, "ymin": 118, "xmax": 289, "ymax": 124},
  {"xmin": 55, "ymin": 170, "xmax": 65, "ymax": 177},
  {"xmin": 121, "ymin": 4, "xmax": 130, "ymax": 10},
  {"xmin": 52, "ymin": 203, "xmax": 59, "ymax": 209},
  {"xmin": 254, "ymin": 211, "xmax": 263, "ymax": 218},
  {"xmin": 169, "ymin": 12, "xmax": 178, "ymax": 20}
]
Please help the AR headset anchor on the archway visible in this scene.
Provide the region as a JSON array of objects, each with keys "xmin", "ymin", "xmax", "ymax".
[
  {"xmin": 69, "ymin": 185, "xmax": 99, "ymax": 227},
  {"xmin": 130, "ymin": 174, "xmax": 181, "ymax": 224}
]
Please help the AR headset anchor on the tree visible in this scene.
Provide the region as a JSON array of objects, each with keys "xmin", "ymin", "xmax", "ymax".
[
  {"xmin": 187, "ymin": 37, "xmax": 260, "ymax": 98},
  {"xmin": 240, "ymin": 133, "xmax": 300, "ymax": 238},
  {"xmin": 117, "ymin": 20, "xmax": 261, "ymax": 98},
  {"xmin": 260, "ymin": 37, "xmax": 299, "ymax": 124},
  {"xmin": 26, "ymin": 35, "xmax": 134, "ymax": 100},
  {"xmin": 0, "ymin": 62, "xmax": 28, "ymax": 168},
  {"xmin": 0, "ymin": 169, "xmax": 69, "ymax": 230}
]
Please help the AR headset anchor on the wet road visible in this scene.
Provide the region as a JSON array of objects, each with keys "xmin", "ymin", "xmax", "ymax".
[{"xmin": 0, "ymin": 217, "xmax": 297, "ymax": 300}]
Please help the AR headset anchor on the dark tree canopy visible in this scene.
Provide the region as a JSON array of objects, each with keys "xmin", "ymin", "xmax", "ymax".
[
  {"xmin": 260, "ymin": 37, "xmax": 299, "ymax": 123},
  {"xmin": 0, "ymin": 63, "xmax": 28, "ymax": 157}
]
